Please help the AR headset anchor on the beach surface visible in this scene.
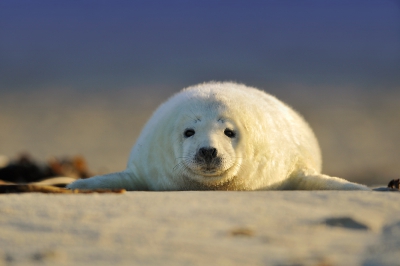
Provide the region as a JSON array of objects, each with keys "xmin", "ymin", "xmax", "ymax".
[{"xmin": 1, "ymin": 191, "xmax": 399, "ymax": 266}]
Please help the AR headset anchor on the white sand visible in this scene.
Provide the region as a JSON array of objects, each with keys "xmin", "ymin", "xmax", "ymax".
[{"xmin": 0, "ymin": 191, "xmax": 399, "ymax": 266}]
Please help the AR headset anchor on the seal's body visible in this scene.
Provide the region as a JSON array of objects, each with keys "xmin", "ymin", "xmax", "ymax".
[{"xmin": 67, "ymin": 82, "xmax": 368, "ymax": 190}]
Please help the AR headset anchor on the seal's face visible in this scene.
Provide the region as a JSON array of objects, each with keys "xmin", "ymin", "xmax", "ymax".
[{"xmin": 175, "ymin": 109, "xmax": 241, "ymax": 185}]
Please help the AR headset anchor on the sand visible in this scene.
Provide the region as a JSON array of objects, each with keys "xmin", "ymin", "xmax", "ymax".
[{"xmin": 0, "ymin": 191, "xmax": 399, "ymax": 266}]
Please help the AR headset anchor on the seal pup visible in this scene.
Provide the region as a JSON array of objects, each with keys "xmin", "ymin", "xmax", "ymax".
[{"xmin": 67, "ymin": 82, "xmax": 369, "ymax": 191}]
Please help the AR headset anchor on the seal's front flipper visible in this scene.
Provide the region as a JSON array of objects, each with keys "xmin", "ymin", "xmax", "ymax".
[
  {"xmin": 282, "ymin": 174, "xmax": 370, "ymax": 190},
  {"xmin": 66, "ymin": 171, "xmax": 147, "ymax": 190}
]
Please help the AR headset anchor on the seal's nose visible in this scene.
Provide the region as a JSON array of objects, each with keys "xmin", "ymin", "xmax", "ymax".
[{"xmin": 198, "ymin": 147, "xmax": 218, "ymax": 163}]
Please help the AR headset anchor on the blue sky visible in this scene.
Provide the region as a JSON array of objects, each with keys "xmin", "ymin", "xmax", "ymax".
[{"xmin": 0, "ymin": 0, "xmax": 399, "ymax": 92}]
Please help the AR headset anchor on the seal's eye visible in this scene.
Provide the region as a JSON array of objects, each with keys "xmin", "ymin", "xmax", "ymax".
[
  {"xmin": 224, "ymin": 128, "xmax": 236, "ymax": 138},
  {"xmin": 184, "ymin": 129, "xmax": 195, "ymax": 138}
]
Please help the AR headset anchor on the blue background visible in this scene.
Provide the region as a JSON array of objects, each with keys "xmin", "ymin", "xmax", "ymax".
[{"xmin": 1, "ymin": 0, "xmax": 399, "ymax": 92}]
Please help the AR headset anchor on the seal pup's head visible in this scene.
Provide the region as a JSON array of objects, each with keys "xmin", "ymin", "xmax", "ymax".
[{"xmin": 171, "ymin": 88, "xmax": 244, "ymax": 188}]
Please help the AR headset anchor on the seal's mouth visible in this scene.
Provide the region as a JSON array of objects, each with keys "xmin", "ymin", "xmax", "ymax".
[
  {"xmin": 183, "ymin": 163, "xmax": 225, "ymax": 178},
  {"xmin": 199, "ymin": 167, "xmax": 221, "ymax": 177},
  {"xmin": 179, "ymin": 153, "xmax": 229, "ymax": 180},
  {"xmin": 180, "ymin": 162, "xmax": 235, "ymax": 186},
  {"xmin": 190, "ymin": 161, "xmax": 229, "ymax": 177}
]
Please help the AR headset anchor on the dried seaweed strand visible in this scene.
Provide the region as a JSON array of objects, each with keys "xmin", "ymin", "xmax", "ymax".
[{"xmin": 0, "ymin": 185, "xmax": 125, "ymax": 194}]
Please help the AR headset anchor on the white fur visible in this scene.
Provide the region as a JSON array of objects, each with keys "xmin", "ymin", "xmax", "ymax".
[{"xmin": 67, "ymin": 82, "xmax": 369, "ymax": 191}]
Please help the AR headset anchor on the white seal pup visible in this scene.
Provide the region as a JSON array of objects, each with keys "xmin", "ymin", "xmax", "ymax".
[{"xmin": 67, "ymin": 82, "xmax": 369, "ymax": 191}]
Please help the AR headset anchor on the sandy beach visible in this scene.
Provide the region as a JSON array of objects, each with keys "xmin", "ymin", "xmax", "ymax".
[{"xmin": 1, "ymin": 191, "xmax": 399, "ymax": 266}]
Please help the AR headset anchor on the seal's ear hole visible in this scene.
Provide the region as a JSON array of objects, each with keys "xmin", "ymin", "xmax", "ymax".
[
  {"xmin": 224, "ymin": 128, "xmax": 236, "ymax": 138},
  {"xmin": 184, "ymin": 129, "xmax": 195, "ymax": 138}
]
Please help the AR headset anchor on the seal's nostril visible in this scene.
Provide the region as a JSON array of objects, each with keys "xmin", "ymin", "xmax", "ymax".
[{"xmin": 199, "ymin": 147, "xmax": 218, "ymax": 159}]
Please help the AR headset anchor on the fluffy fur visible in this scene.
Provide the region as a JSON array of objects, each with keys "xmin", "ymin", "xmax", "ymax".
[{"xmin": 67, "ymin": 82, "xmax": 369, "ymax": 191}]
